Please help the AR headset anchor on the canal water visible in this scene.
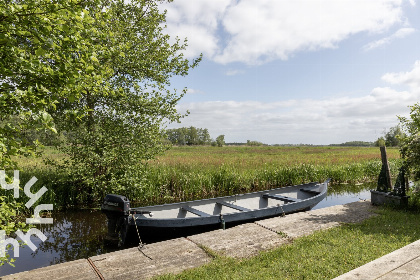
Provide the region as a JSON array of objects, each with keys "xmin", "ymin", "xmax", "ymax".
[{"xmin": 0, "ymin": 182, "xmax": 374, "ymax": 277}]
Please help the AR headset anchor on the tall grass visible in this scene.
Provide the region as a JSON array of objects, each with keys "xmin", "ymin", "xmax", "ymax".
[
  {"xmin": 11, "ymin": 146, "xmax": 401, "ymax": 207},
  {"xmin": 132, "ymin": 146, "xmax": 401, "ymax": 206}
]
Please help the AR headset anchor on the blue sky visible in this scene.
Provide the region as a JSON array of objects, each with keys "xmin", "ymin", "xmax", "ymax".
[{"xmin": 160, "ymin": 0, "xmax": 420, "ymax": 145}]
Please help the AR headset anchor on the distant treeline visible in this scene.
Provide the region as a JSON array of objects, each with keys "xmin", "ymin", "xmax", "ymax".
[
  {"xmin": 166, "ymin": 127, "xmax": 212, "ymax": 145},
  {"xmin": 329, "ymin": 141, "xmax": 374, "ymax": 147},
  {"xmin": 166, "ymin": 127, "xmax": 226, "ymax": 146},
  {"xmin": 166, "ymin": 127, "xmax": 267, "ymax": 147}
]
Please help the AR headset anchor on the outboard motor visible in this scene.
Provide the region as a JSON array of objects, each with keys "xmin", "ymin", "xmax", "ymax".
[{"xmin": 101, "ymin": 194, "xmax": 130, "ymax": 244}]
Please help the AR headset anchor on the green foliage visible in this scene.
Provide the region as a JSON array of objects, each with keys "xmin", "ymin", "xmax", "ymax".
[
  {"xmin": 399, "ymin": 104, "xmax": 420, "ymax": 181},
  {"xmin": 398, "ymin": 104, "xmax": 420, "ymax": 203},
  {"xmin": 46, "ymin": 0, "xmax": 201, "ymax": 204},
  {"xmin": 374, "ymin": 137, "xmax": 386, "ymax": 147},
  {"xmin": 0, "ymin": 0, "xmax": 199, "ymax": 265},
  {"xmin": 0, "ymin": 192, "xmax": 32, "ymax": 267},
  {"xmin": 0, "ymin": 1, "xmax": 106, "ymax": 265},
  {"xmin": 0, "ymin": 0, "xmax": 108, "ymax": 169}
]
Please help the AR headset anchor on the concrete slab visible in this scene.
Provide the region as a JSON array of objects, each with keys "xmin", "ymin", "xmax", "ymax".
[
  {"xmin": 256, "ymin": 200, "xmax": 375, "ymax": 238},
  {"xmin": 188, "ymin": 223, "xmax": 289, "ymax": 258},
  {"xmin": 1, "ymin": 259, "xmax": 98, "ymax": 280},
  {"xmin": 377, "ymin": 257, "xmax": 420, "ymax": 280},
  {"xmin": 334, "ymin": 239, "xmax": 420, "ymax": 280},
  {"xmin": 90, "ymin": 237, "xmax": 211, "ymax": 280}
]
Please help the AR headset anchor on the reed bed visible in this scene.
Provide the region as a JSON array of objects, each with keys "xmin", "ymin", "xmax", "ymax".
[
  {"xmin": 12, "ymin": 146, "xmax": 401, "ymax": 207},
  {"xmin": 133, "ymin": 146, "xmax": 401, "ymax": 206}
]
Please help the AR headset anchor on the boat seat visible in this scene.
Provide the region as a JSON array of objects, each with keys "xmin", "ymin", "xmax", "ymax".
[
  {"xmin": 217, "ymin": 201, "xmax": 250, "ymax": 212},
  {"xmin": 181, "ymin": 206, "xmax": 211, "ymax": 217},
  {"xmin": 300, "ymin": 188, "xmax": 321, "ymax": 195},
  {"xmin": 262, "ymin": 194, "xmax": 301, "ymax": 203}
]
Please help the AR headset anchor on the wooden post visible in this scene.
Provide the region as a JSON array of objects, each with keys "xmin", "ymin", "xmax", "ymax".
[{"xmin": 380, "ymin": 146, "xmax": 392, "ymax": 190}]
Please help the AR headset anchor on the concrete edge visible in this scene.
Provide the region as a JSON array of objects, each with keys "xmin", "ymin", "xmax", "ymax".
[{"xmin": 333, "ymin": 239, "xmax": 420, "ymax": 280}]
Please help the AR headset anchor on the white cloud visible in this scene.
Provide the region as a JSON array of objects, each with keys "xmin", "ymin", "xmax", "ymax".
[
  {"xmin": 186, "ymin": 88, "xmax": 205, "ymax": 95},
  {"xmin": 382, "ymin": 60, "xmax": 420, "ymax": 89},
  {"xmin": 363, "ymin": 27, "xmax": 416, "ymax": 51},
  {"xmin": 225, "ymin": 69, "xmax": 245, "ymax": 76},
  {"xmin": 170, "ymin": 61, "xmax": 420, "ymax": 144},
  {"xmin": 162, "ymin": 0, "xmax": 409, "ymax": 65},
  {"xmin": 161, "ymin": 0, "xmax": 231, "ymax": 59}
]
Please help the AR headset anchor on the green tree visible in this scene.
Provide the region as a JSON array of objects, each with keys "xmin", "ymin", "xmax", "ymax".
[
  {"xmin": 0, "ymin": 0, "xmax": 102, "ymax": 169},
  {"xmin": 399, "ymin": 104, "xmax": 420, "ymax": 180},
  {"xmin": 186, "ymin": 126, "xmax": 198, "ymax": 145},
  {"xmin": 384, "ymin": 125, "xmax": 404, "ymax": 147},
  {"xmin": 374, "ymin": 137, "xmax": 386, "ymax": 147},
  {"xmin": 1, "ymin": 0, "xmax": 103, "ymax": 266},
  {"xmin": 216, "ymin": 135, "xmax": 225, "ymax": 147},
  {"xmin": 50, "ymin": 0, "xmax": 200, "ymax": 202},
  {"xmin": 177, "ymin": 129, "xmax": 187, "ymax": 145},
  {"xmin": 199, "ymin": 128, "xmax": 212, "ymax": 145}
]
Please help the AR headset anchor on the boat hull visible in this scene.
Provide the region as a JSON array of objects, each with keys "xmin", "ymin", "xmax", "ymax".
[
  {"xmin": 113, "ymin": 180, "xmax": 329, "ymax": 245},
  {"xmin": 124, "ymin": 205, "xmax": 316, "ymax": 244}
]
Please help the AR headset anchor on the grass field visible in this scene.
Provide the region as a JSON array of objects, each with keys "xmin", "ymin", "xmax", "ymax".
[
  {"xmin": 154, "ymin": 146, "xmax": 399, "ymax": 167},
  {"xmin": 138, "ymin": 146, "xmax": 401, "ymax": 205},
  {"xmin": 14, "ymin": 145, "xmax": 401, "ymax": 207}
]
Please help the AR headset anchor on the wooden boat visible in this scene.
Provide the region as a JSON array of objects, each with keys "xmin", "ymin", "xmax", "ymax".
[{"xmin": 101, "ymin": 179, "xmax": 329, "ymax": 245}]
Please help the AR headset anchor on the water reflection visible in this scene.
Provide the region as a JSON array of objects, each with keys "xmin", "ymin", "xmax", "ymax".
[
  {"xmin": 0, "ymin": 182, "xmax": 375, "ymax": 277},
  {"xmin": 0, "ymin": 210, "xmax": 115, "ymax": 277},
  {"xmin": 312, "ymin": 182, "xmax": 374, "ymax": 210}
]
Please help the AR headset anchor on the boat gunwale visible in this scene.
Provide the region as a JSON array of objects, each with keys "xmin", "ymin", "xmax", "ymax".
[{"xmin": 129, "ymin": 179, "xmax": 330, "ymax": 221}]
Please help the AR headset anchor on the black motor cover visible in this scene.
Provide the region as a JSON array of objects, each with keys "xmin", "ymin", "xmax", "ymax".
[
  {"xmin": 101, "ymin": 194, "xmax": 130, "ymax": 242},
  {"xmin": 101, "ymin": 194, "xmax": 130, "ymax": 216}
]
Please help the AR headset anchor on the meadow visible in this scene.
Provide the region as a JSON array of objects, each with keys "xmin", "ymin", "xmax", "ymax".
[
  {"xmin": 15, "ymin": 145, "xmax": 401, "ymax": 207},
  {"xmin": 137, "ymin": 146, "xmax": 400, "ymax": 205}
]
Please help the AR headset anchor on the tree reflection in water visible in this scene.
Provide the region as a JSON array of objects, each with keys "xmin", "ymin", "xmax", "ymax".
[
  {"xmin": 34, "ymin": 210, "xmax": 115, "ymax": 265},
  {"xmin": 313, "ymin": 181, "xmax": 375, "ymax": 210},
  {"xmin": 328, "ymin": 181, "xmax": 376, "ymax": 196},
  {"xmin": 0, "ymin": 210, "xmax": 120, "ymax": 277}
]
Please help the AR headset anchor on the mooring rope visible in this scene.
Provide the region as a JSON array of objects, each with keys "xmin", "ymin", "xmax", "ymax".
[
  {"xmin": 130, "ymin": 213, "xmax": 153, "ymax": 260},
  {"xmin": 278, "ymin": 203, "xmax": 285, "ymax": 217}
]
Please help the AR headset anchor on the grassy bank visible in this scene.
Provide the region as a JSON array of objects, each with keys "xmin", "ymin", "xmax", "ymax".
[
  {"xmin": 13, "ymin": 146, "xmax": 401, "ymax": 207},
  {"xmin": 137, "ymin": 146, "xmax": 401, "ymax": 205},
  {"xmin": 156, "ymin": 206, "xmax": 420, "ymax": 280}
]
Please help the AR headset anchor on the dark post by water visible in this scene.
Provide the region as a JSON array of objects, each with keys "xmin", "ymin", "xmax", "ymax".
[{"xmin": 379, "ymin": 146, "xmax": 392, "ymax": 191}]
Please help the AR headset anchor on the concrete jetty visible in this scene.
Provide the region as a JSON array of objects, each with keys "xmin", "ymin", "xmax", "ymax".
[{"xmin": 2, "ymin": 200, "xmax": 387, "ymax": 280}]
